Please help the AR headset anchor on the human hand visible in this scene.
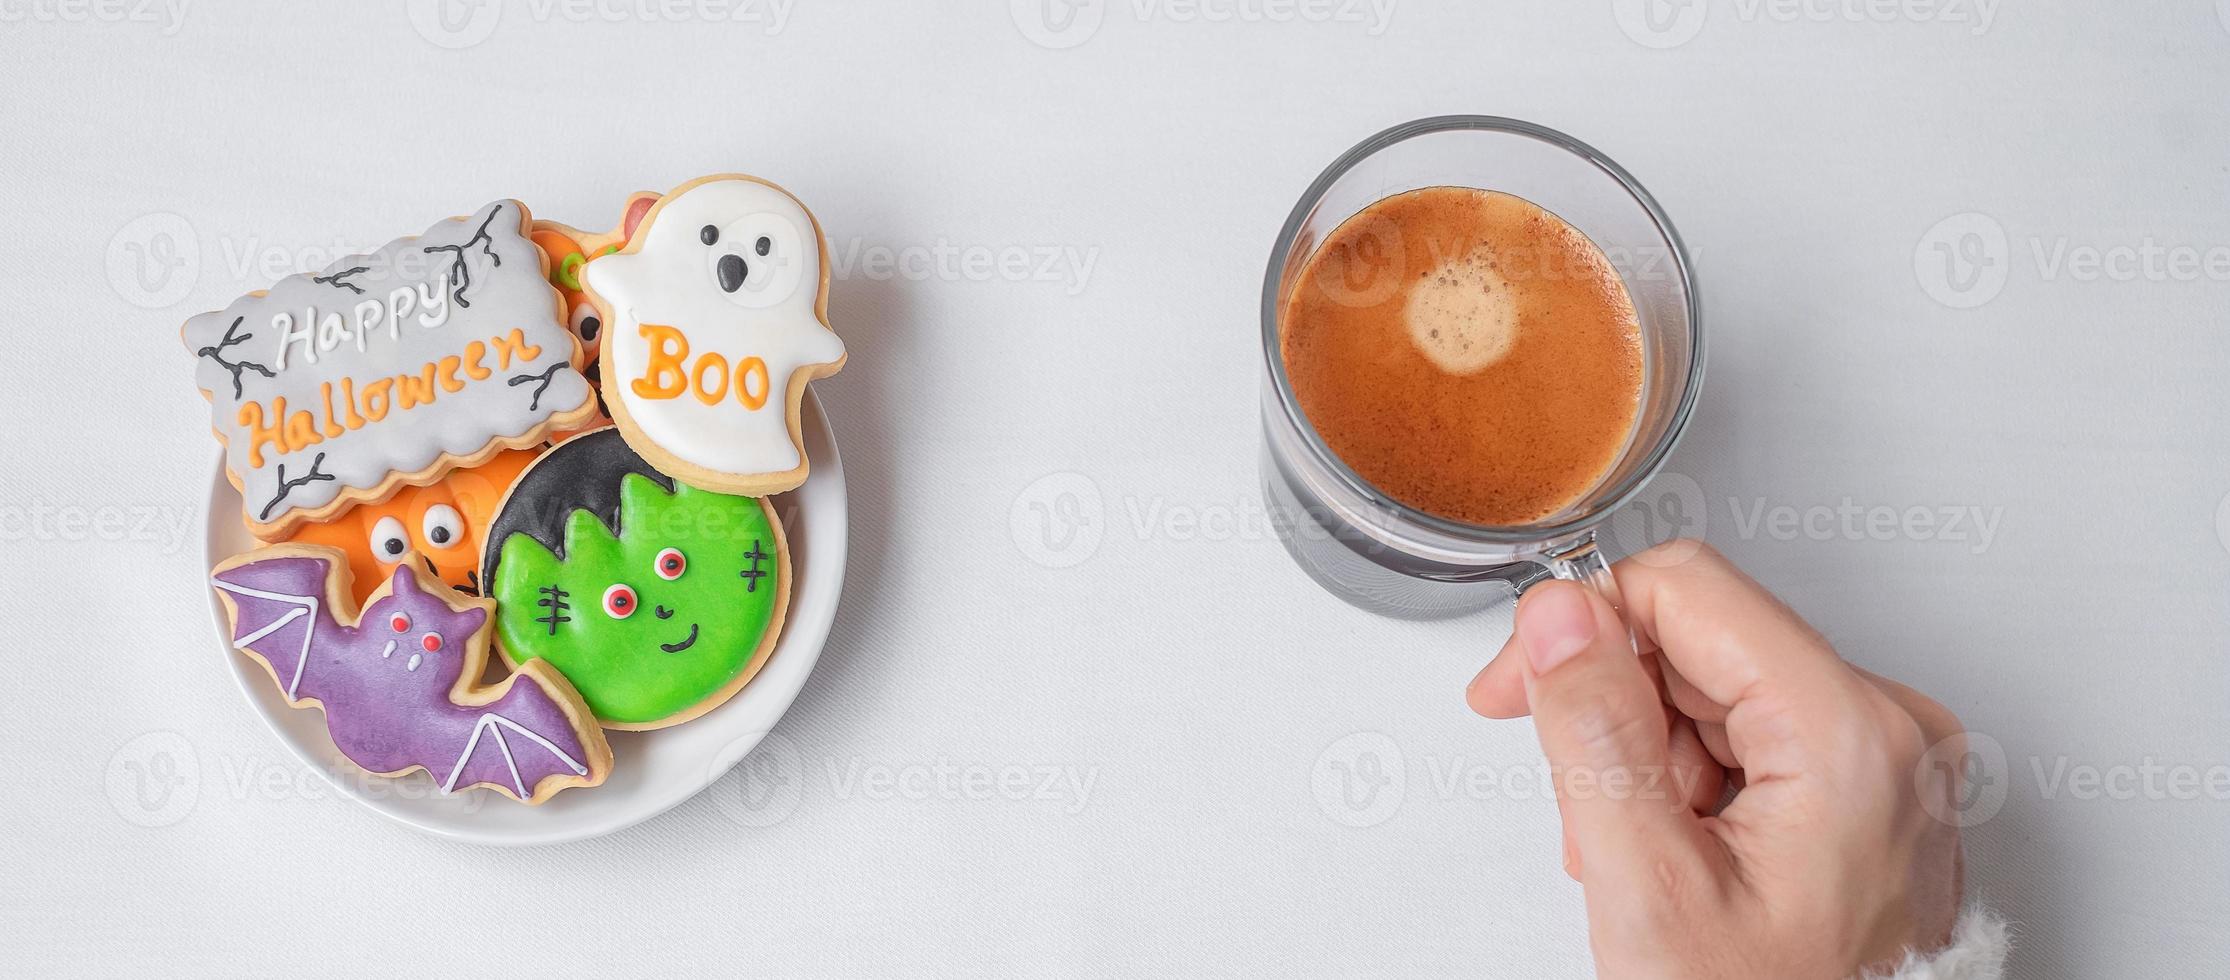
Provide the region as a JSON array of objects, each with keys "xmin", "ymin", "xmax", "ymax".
[{"xmin": 1467, "ymin": 542, "xmax": 1967, "ymax": 979}]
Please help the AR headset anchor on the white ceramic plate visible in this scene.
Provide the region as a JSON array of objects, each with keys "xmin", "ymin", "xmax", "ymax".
[{"xmin": 200, "ymin": 393, "xmax": 846, "ymax": 846}]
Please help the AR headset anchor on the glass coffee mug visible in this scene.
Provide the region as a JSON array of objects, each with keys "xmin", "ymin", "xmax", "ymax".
[{"xmin": 1260, "ymin": 115, "xmax": 1703, "ymax": 620}]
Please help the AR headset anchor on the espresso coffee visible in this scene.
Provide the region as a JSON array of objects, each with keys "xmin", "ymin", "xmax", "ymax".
[{"xmin": 1279, "ymin": 187, "xmax": 1643, "ymax": 526}]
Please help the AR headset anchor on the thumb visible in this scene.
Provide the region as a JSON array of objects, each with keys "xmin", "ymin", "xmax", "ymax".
[{"xmin": 1517, "ymin": 580, "xmax": 1703, "ymax": 887}]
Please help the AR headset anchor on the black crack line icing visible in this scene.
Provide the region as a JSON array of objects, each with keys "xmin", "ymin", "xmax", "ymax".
[
  {"xmin": 197, "ymin": 316, "xmax": 276, "ymax": 399},
  {"xmin": 260, "ymin": 452, "xmax": 335, "ymax": 522},
  {"xmin": 311, "ymin": 265, "xmax": 370, "ymax": 294},
  {"xmin": 419, "ymin": 204, "xmax": 504, "ymax": 309},
  {"xmin": 507, "ymin": 361, "xmax": 568, "ymax": 411}
]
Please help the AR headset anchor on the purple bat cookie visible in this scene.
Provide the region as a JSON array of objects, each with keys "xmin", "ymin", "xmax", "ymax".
[{"xmin": 211, "ymin": 547, "xmax": 611, "ymax": 804}]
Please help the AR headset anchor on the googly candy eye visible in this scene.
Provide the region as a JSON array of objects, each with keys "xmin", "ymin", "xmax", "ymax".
[
  {"xmin": 421, "ymin": 632, "xmax": 443, "ymax": 653},
  {"xmin": 654, "ymin": 547, "xmax": 686, "ymax": 580},
  {"xmin": 602, "ymin": 583, "xmax": 638, "ymax": 619},
  {"xmin": 370, "ymin": 516, "xmax": 409, "ymax": 559},
  {"xmin": 390, "ymin": 612, "xmax": 411, "ymax": 633},
  {"xmin": 421, "ymin": 504, "xmax": 463, "ymax": 549},
  {"xmin": 570, "ymin": 303, "xmax": 602, "ymax": 344}
]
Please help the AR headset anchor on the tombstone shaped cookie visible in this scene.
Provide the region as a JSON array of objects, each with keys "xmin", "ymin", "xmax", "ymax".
[{"xmin": 582, "ymin": 174, "xmax": 846, "ymax": 496}]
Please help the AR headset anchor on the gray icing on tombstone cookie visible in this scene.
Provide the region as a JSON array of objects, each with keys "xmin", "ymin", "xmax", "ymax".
[{"xmin": 182, "ymin": 200, "xmax": 594, "ymax": 534}]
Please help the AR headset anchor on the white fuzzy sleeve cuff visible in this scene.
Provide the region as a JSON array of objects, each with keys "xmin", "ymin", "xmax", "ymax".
[{"xmin": 1861, "ymin": 905, "xmax": 2010, "ymax": 980}]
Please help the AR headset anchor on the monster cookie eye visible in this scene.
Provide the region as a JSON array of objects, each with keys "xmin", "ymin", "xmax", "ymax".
[
  {"xmin": 570, "ymin": 303, "xmax": 602, "ymax": 344},
  {"xmin": 755, "ymin": 236, "xmax": 771, "ymax": 256},
  {"xmin": 421, "ymin": 504, "xmax": 463, "ymax": 549},
  {"xmin": 700, "ymin": 224, "xmax": 719, "ymax": 245},
  {"xmin": 390, "ymin": 612, "xmax": 411, "ymax": 633},
  {"xmin": 421, "ymin": 632, "xmax": 444, "ymax": 653},
  {"xmin": 654, "ymin": 547, "xmax": 687, "ymax": 580},
  {"xmin": 602, "ymin": 583, "xmax": 638, "ymax": 619},
  {"xmin": 370, "ymin": 516, "xmax": 410, "ymax": 559}
]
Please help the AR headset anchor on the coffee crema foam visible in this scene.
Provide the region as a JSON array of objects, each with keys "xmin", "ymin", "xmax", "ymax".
[{"xmin": 1279, "ymin": 187, "xmax": 1643, "ymax": 527}]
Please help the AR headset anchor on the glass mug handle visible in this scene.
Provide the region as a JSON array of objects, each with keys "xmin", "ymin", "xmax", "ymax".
[{"xmin": 1528, "ymin": 532, "xmax": 1635, "ymax": 651}]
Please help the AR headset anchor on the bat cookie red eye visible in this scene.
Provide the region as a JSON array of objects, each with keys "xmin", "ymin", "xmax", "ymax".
[
  {"xmin": 602, "ymin": 584, "xmax": 637, "ymax": 619},
  {"xmin": 654, "ymin": 547, "xmax": 686, "ymax": 580},
  {"xmin": 421, "ymin": 632, "xmax": 443, "ymax": 653},
  {"xmin": 390, "ymin": 613, "xmax": 411, "ymax": 633}
]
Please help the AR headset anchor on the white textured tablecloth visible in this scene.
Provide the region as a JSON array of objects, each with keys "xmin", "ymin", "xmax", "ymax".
[{"xmin": 5, "ymin": 4, "xmax": 2226, "ymax": 976}]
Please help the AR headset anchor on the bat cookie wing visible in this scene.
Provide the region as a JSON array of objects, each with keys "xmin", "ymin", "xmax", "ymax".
[
  {"xmin": 210, "ymin": 548, "xmax": 346, "ymax": 703},
  {"xmin": 445, "ymin": 710, "xmax": 593, "ymax": 800}
]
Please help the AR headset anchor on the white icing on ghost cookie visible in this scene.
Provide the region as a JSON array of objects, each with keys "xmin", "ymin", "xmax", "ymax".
[{"xmin": 583, "ymin": 175, "xmax": 846, "ymax": 495}]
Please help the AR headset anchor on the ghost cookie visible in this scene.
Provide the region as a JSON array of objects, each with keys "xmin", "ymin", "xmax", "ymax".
[
  {"xmin": 211, "ymin": 544, "xmax": 612, "ymax": 804},
  {"xmin": 582, "ymin": 174, "xmax": 846, "ymax": 496},
  {"xmin": 480, "ymin": 428, "xmax": 789, "ymax": 730},
  {"xmin": 183, "ymin": 201, "xmax": 598, "ymax": 537}
]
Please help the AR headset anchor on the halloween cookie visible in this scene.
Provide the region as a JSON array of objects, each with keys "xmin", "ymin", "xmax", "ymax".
[
  {"xmin": 210, "ymin": 544, "xmax": 612, "ymax": 804},
  {"xmin": 481, "ymin": 428, "xmax": 789, "ymax": 730},
  {"xmin": 582, "ymin": 174, "xmax": 846, "ymax": 496},
  {"xmin": 275, "ymin": 449, "xmax": 538, "ymax": 602},
  {"xmin": 183, "ymin": 201, "xmax": 598, "ymax": 537}
]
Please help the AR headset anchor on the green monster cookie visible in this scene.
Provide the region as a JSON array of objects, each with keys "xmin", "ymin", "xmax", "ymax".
[{"xmin": 481, "ymin": 429, "xmax": 787, "ymax": 729}]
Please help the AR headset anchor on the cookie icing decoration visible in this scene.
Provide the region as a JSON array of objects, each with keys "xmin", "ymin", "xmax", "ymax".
[
  {"xmin": 276, "ymin": 448, "xmax": 538, "ymax": 602},
  {"xmin": 210, "ymin": 545, "xmax": 612, "ymax": 803},
  {"xmin": 183, "ymin": 201, "xmax": 598, "ymax": 536},
  {"xmin": 583, "ymin": 174, "xmax": 846, "ymax": 496},
  {"xmin": 482, "ymin": 428, "xmax": 788, "ymax": 730}
]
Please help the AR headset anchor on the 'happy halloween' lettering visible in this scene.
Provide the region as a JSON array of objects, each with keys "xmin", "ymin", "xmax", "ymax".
[{"xmin": 235, "ymin": 328, "xmax": 530, "ymax": 468}]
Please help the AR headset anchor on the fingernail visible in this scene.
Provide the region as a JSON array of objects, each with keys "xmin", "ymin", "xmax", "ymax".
[{"xmin": 1519, "ymin": 584, "xmax": 1597, "ymax": 676}]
